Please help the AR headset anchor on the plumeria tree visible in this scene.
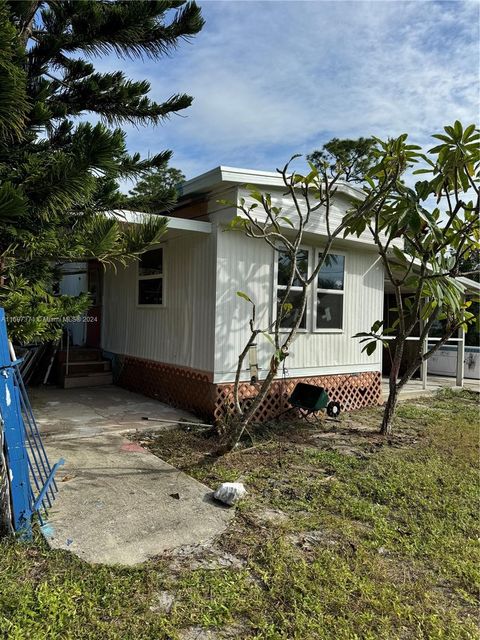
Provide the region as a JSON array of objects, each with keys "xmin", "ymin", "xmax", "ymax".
[
  {"xmin": 217, "ymin": 154, "xmax": 399, "ymax": 453},
  {"xmin": 344, "ymin": 122, "xmax": 480, "ymax": 434}
]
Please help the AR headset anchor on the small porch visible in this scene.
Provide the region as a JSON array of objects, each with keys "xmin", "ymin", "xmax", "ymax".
[{"xmin": 382, "ymin": 274, "xmax": 480, "ymax": 399}]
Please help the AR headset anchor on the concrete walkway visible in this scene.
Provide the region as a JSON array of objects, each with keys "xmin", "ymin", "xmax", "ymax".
[
  {"xmin": 30, "ymin": 385, "xmax": 199, "ymax": 441},
  {"xmin": 382, "ymin": 376, "xmax": 480, "ymax": 401},
  {"xmin": 30, "ymin": 386, "xmax": 232, "ymax": 565}
]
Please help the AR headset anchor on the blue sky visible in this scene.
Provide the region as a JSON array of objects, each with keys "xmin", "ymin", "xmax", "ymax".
[{"xmin": 94, "ymin": 0, "xmax": 479, "ymax": 182}]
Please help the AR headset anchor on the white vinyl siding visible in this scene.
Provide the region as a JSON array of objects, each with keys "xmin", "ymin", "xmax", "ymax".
[
  {"xmin": 232, "ymin": 185, "xmax": 395, "ymax": 249},
  {"xmin": 214, "ymin": 229, "xmax": 384, "ymax": 383},
  {"xmin": 236, "ymin": 187, "xmax": 365, "ymax": 243},
  {"xmin": 101, "ymin": 183, "xmax": 384, "ymax": 385},
  {"xmin": 102, "ymin": 231, "xmax": 216, "ymax": 373}
]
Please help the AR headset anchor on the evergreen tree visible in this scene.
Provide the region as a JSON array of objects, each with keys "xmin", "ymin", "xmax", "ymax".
[
  {"xmin": 0, "ymin": 0, "xmax": 204, "ymax": 343},
  {"xmin": 0, "ymin": 1, "xmax": 28, "ymax": 143},
  {"xmin": 121, "ymin": 165, "xmax": 185, "ymax": 213},
  {"xmin": 308, "ymin": 137, "xmax": 376, "ymax": 183}
]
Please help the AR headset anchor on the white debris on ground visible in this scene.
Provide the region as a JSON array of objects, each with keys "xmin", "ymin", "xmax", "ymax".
[{"xmin": 213, "ymin": 482, "xmax": 247, "ymax": 506}]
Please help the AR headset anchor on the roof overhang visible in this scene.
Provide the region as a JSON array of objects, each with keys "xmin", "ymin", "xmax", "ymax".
[
  {"xmin": 385, "ymin": 249, "xmax": 480, "ymax": 296},
  {"xmin": 106, "ymin": 210, "xmax": 212, "ymax": 234},
  {"xmin": 179, "ymin": 165, "xmax": 364, "ymax": 201},
  {"xmin": 457, "ymin": 276, "xmax": 480, "ymax": 295}
]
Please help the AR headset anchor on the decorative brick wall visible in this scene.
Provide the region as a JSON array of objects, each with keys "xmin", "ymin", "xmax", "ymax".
[{"xmin": 114, "ymin": 354, "xmax": 382, "ymax": 424}]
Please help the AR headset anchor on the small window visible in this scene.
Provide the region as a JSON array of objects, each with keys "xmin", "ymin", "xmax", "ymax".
[
  {"xmin": 316, "ymin": 253, "xmax": 344, "ymax": 330},
  {"xmin": 277, "ymin": 290, "xmax": 307, "ymax": 329},
  {"xmin": 278, "ymin": 249, "xmax": 309, "ymax": 287},
  {"xmin": 318, "ymin": 254, "xmax": 345, "ymax": 290},
  {"xmin": 277, "ymin": 249, "xmax": 309, "ymax": 329},
  {"xmin": 138, "ymin": 248, "xmax": 164, "ymax": 305}
]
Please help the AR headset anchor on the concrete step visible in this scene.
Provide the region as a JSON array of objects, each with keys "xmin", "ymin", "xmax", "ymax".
[
  {"xmin": 61, "ymin": 360, "xmax": 111, "ymax": 375},
  {"xmin": 62, "ymin": 372, "xmax": 113, "ymax": 388}
]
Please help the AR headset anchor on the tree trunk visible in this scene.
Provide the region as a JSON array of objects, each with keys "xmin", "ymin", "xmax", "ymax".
[
  {"xmin": 217, "ymin": 358, "xmax": 280, "ymax": 454},
  {"xmin": 381, "ymin": 385, "xmax": 399, "ymax": 435},
  {"xmin": 18, "ymin": 1, "xmax": 42, "ymax": 46},
  {"xmin": 381, "ymin": 337, "xmax": 404, "ymax": 435},
  {"xmin": 216, "ymin": 417, "xmax": 246, "ymax": 455}
]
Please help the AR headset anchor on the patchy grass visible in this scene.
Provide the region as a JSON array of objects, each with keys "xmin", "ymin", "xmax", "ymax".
[
  {"xmin": 0, "ymin": 539, "xmax": 176, "ymax": 639},
  {"xmin": 1, "ymin": 390, "xmax": 479, "ymax": 639}
]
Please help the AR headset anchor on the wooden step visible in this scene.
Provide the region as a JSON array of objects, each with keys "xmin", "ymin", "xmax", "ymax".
[
  {"xmin": 61, "ymin": 360, "xmax": 111, "ymax": 375},
  {"xmin": 62, "ymin": 371, "xmax": 113, "ymax": 389},
  {"xmin": 57, "ymin": 348, "xmax": 102, "ymax": 363}
]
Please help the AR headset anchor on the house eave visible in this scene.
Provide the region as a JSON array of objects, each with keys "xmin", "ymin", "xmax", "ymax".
[
  {"xmin": 106, "ymin": 210, "xmax": 212, "ymax": 234},
  {"xmin": 385, "ymin": 248, "xmax": 480, "ymax": 295},
  {"xmin": 457, "ymin": 276, "xmax": 480, "ymax": 295},
  {"xmin": 179, "ymin": 165, "xmax": 365, "ymax": 201}
]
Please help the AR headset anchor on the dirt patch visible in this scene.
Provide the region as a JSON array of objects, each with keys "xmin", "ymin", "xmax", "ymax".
[
  {"xmin": 156, "ymin": 541, "xmax": 246, "ymax": 575},
  {"xmin": 307, "ymin": 424, "xmax": 422, "ymax": 457},
  {"xmin": 149, "ymin": 590, "xmax": 175, "ymax": 613},
  {"xmin": 130, "ymin": 402, "xmax": 427, "ymax": 470},
  {"xmin": 252, "ymin": 508, "xmax": 290, "ymax": 526},
  {"xmin": 178, "ymin": 624, "xmax": 246, "ymax": 640},
  {"xmin": 288, "ymin": 529, "xmax": 343, "ymax": 551},
  {"xmin": 132, "ymin": 427, "xmax": 218, "ymax": 477}
]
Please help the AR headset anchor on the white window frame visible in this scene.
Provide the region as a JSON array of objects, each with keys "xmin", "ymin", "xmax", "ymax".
[
  {"xmin": 313, "ymin": 248, "xmax": 345, "ymax": 333},
  {"xmin": 136, "ymin": 246, "xmax": 166, "ymax": 308},
  {"xmin": 273, "ymin": 245, "xmax": 311, "ymax": 333},
  {"xmin": 271, "ymin": 246, "xmax": 346, "ymax": 334}
]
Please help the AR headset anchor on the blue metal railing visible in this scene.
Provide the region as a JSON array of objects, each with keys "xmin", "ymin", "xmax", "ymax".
[{"xmin": 0, "ymin": 308, "xmax": 63, "ymax": 537}]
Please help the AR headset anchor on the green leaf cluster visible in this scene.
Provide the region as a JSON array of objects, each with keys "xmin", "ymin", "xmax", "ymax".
[{"xmin": 345, "ymin": 123, "xmax": 479, "ymax": 366}]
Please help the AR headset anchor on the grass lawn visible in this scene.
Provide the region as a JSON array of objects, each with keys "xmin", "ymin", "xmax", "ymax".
[{"xmin": 1, "ymin": 390, "xmax": 479, "ymax": 639}]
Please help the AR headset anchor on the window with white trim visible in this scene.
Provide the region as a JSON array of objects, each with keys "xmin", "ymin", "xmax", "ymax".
[
  {"xmin": 276, "ymin": 249, "xmax": 309, "ymax": 329},
  {"xmin": 274, "ymin": 248, "xmax": 345, "ymax": 331},
  {"xmin": 138, "ymin": 248, "xmax": 164, "ymax": 305},
  {"xmin": 315, "ymin": 252, "xmax": 344, "ymax": 330}
]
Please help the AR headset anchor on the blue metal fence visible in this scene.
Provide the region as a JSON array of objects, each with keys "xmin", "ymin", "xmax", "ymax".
[{"xmin": 0, "ymin": 308, "xmax": 63, "ymax": 537}]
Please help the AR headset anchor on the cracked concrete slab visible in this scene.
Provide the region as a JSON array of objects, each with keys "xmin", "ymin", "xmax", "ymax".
[{"xmin": 31, "ymin": 386, "xmax": 231, "ymax": 565}]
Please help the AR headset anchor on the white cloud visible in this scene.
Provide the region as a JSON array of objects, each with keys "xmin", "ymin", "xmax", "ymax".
[{"xmin": 88, "ymin": 0, "xmax": 480, "ymax": 178}]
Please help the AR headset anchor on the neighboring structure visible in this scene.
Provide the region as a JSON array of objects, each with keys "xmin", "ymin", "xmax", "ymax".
[
  {"xmin": 100, "ymin": 167, "xmax": 385, "ymax": 421},
  {"xmin": 428, "ymin": 344, "xmax": 479, "ymax": 379}
]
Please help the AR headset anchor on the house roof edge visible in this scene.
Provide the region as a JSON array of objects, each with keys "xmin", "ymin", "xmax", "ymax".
[{"xmin": 179, "ymin": 165, "xmax": 365, "ymax": 200}]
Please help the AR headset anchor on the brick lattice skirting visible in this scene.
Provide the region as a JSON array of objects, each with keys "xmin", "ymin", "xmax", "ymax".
[
  {"xmin": 215, "ymin": 371, "xmax": 382, "ymax": 423},
  {"xmin": 115, "ymin": 355, "xmax": 382, "ymax": 423},
  {"xmin": 116, "ymin": 356, "xmax": 216, "ymax": 421}
]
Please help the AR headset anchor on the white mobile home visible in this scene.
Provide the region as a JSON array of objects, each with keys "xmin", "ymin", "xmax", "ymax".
[{"xmin": 98, "ymin": 167, "xmax": 385, "ymax": 421}]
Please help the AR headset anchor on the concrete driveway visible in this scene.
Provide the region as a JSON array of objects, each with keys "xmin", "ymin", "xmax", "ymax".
[{"xmin": 30, "ymin": 386, "xmax": 232, "ymax": 565}]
